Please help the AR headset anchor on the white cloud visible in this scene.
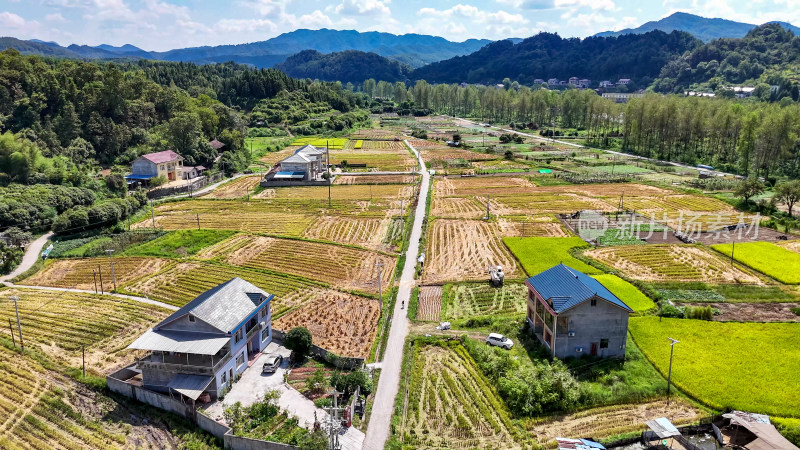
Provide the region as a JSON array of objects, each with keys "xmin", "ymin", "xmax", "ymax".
[
  {"xmin": 215, "ymin": 18, "xmax": 278, "ymax": 33},
  {"xmin": 335, "ymin": 0, "xmax": 391, "ymax": 16},
  {"xmin": 0, "ymin": 11, "xmax": 28, "ymax": 28},
  {"xmin": 241, "ymin": 0, "xmax": 287, "ymax": 18},
  {"xmin": 45, "ymin": 12, "xmax": 68, "ymax": 22}
]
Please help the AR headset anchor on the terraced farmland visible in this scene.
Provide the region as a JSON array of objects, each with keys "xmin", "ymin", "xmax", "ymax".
[
  {"xmin": 443, "ymin": 283, "xmax": 528, "ymax": 320},
  {"xmin": 303, "ymin": 217, "xmax": 393, "ymax": 251},
  {"xmin": 329, "ymin": 152, "xmax": 416, "ymax": 172},
  {"xmin": 273, "ymin": 292, "xmax": 379, "ymax": 358},
  {"xmin": 585, "ymin": 244, "xmax": 762, "ymax": 284},
  {"xmin": 221, "ymin": 235, "xmax": 395, "ymax": 294},
  {"xmin": 399, "ymin": 342, "xmax": 535, "ymax": 449},
  {"xmin": 123, "ymin": 262, "xmax": 322, "ymax": 313},
  {"xmin": 424, "ymin": 219, "xmax": 519, "ymax": 283},
  {"xmin": 19, "ymin": 257, "xmax": 172, "ymax": 291},
  {"xmin": 202, "ymin": 175, "xmax": 262, "ymax": 199},
  {"xmin": 0, "ymin": 288, "xmax": 168, "ymax": 353},
  {"xmin": 0, "ymin": 346, "xmax": 129, "ymax": 450}
]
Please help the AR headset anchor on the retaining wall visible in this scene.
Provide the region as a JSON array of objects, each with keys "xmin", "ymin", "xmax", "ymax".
[{"xmin": 272, "ymin": 329, "xmax": 365, "ymax": 370}]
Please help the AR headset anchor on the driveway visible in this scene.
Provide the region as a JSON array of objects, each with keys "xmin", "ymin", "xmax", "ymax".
[
  {"xmin": 202, "ymin": 341, "xmax": 365, "ymax": 450},
  {"xmin": 0, "ymin": 232, "xmax": 53, "ymax": 282}
]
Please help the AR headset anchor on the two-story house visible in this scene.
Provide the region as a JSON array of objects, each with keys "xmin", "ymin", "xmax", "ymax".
[
  {"xmin": 129, "ymin": 150, "xmax": 184, "ymax": 182},
  {"xmin": 270, "ymin": 144, "xmax": 326, "ymax": 181},
  {"xmin": 525, "ymin": 264, "xmax": 632, "ymax": 359},
  {"xmin": 127, "ymin": 277, "xmax": 273, "ymax": 402}
]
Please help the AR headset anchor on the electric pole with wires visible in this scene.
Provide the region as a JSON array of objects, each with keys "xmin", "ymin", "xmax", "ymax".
[
  {"xmin": 106, "ymin": 249, "xmax": 117, "ymax": 292},
  {"xmin": 11, "ymin": 296, "xmax": 23, "ymax": 350}
]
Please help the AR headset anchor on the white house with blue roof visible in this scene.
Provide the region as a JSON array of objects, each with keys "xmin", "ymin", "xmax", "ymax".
[
  {"xmin": 127, "ymin": 277, "xmax": 273, "ymax": 402},
  {"xmin": 525, "ymin": 264, "xmax": 632, "ymax": 359}
]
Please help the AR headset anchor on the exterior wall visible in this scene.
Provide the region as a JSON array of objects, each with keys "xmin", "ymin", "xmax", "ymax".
[
  {"xmin": 526, "ymin": 290, "xmax": 629, "ymax": 359},
  {"xmin": 279, "ymin": 161, "xmax": 310, "ymax": 179},
  {"xmin": 160, "ymin": 315, "xmax": 222, "ymax": 333},
  {"xmin": 132, "ymin": 158, "xmax": 158, "ymax": 177}
]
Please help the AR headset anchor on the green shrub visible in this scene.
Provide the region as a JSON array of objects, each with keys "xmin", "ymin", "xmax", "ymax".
[{"xmin": 659, "ymin": 304, "xmax": 685, "ymax": 318}]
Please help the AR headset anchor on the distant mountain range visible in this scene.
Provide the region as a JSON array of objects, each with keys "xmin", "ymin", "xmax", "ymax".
[
  {"xmin": 595, "ymin": 12, "xmax": 800, "ymax": 42},
  {"xmin": 0, "ymin": 29, "xmax": 491, "ymax": 69}
]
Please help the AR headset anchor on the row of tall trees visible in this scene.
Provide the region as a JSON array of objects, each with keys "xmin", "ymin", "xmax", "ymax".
[{"xmin": 365, "ymin": 79, "xmax": 800, "ymax": 179}]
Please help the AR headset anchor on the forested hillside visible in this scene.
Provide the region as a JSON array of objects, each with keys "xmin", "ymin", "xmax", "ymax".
[
  {"xmin": 410, "ymin": 30, "xmax": 700, "ymax": 86},
  {"xmin": 274, "ymin": 50, "xmax": 411, "ymax": 84},
  {"xmin": 0, "ymin": 49, "xmax": 369, "ymax": 237},
  {"xmin": 653, "ymin": 24, "xmax": 800, "ymax": 98}
]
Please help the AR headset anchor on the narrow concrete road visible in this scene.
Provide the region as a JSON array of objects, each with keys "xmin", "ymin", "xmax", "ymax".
[
  {"xmin": 362, "ymin": 141, "xmax": 429, "ymax": 450},
  {"xmin": 0, "ymin": 232, "xmax": 53, "ymax": 282},
  {"xmin": 1, "ymin": 282, "xmax": 179, "ymax": 311}
]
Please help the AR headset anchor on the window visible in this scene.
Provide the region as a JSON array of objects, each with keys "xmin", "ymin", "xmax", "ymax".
[
  {"xmin": 188, "ymin": 315, "xmax": 195, "ymax": 322},
  {"xmin": 236, "ymin": 353, "xmax": 245, "ymax": 367},
  {"xmin": 590, "ymin": 298, "xmax": 597, "ymax": 307},
  {"xmin": 235, "ymin": 329, "xmax": 243, "ymax": 343},
  {"xmin": 161, "ymin": 165, "xmax": 165, "ymax": 170},
  {"xmin": 600, "ymin": 339, "xmax": 609, "ymax": 349},
  {"xmin": 220, "ymin": 372, "xmax": 227, "ymax": 385},
  {"xmin": 260, "ymin": 307, "xmax": 267, "ymax": 318}
]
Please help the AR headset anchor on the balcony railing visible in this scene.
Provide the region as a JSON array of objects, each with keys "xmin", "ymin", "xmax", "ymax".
[{"xmin": 137, "ymin": 351, "xmax": 232, "ymax": 376}]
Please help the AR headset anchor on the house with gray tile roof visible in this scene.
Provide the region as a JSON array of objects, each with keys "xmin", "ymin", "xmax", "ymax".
[
  {"xmin": 525, "ymin": 264, "xmax": 632, "ymax": 359},
  {"xmin": 127, "ymin": 277, "xmax": 274, "ymax": 401},
  {"xmin": 271, "ymin": 144, "xmax": 326, "ymax": 181}
]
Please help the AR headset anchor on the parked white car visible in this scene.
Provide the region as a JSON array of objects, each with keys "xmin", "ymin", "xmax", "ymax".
[{"xmin": 485, "ymin": 333, "xmax": 513, "ymax": 350}]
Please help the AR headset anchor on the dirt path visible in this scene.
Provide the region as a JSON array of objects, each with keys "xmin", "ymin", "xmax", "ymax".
[
  {"xmin": 0, "ymin": 232, "xmax": 53, "ymax": 282},
  {"xmin": 362, "ymin": 140, "xmax": 429, "ymax": 450}
]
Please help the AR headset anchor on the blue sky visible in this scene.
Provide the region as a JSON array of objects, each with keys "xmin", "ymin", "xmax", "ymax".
[{"xmin": 0, "ymin": 0, "xmax": 797, "ymax": 51}]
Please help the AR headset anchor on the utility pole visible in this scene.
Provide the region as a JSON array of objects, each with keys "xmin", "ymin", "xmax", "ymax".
[
  {"xmin": 324, "ymin": 389, "xmax": 344, "ymax": 450},
  {"xmin": 666, "ymin": 337, "xmax": 679, "ymax": 406},
  {"xmin": 484, "ymin": 195, "xmax": 490, "ymax": 221},
  {"xmin": 11, "ymin": 296, "xmax": 23, "ymax": 350},
  {"xmin": 327, "ymin": 140, "xmax": 332, "ymax": 208},
  {"xmin": 375, "ymin": 260, "xmax": 385, "ymax": 311},
  {"xmin": 98, "ymin": 264, "xmax": 104, "ymax": 295},
  {"xmin": 92, "ymin": 270, "xmax": 98, "ymax": 294},
  {"xmin": 106, "ymin": 249, "xmax": 117, "ymax": 292},
  {"xmin": 8, "ymin": 318, "xmax": 16, "ymax": 347},
  {"xmin": 82, "ymin": 345, "xmax": 86, "ymax": 377},
  {"xmin": 730, "ymin": 241, "xmax": 735, "ymax": 267},
  {"xmin": 196, "ymin": 213, "xmax": 201, "ymax": 230},
  {"xmin": 150, "ymin": 199, "xmax": 156, "ymax": 230}
]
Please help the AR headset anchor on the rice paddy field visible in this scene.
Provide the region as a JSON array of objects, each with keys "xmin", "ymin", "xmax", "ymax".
[
  {"xmin": 441, "ymin": 282, "xmax": 528, "ymax": 321},
  {"xmin": 712, "ymin": 241, "xmax": 800, "ymax": 284},
  {"xmin": 504, "ymin": 236, "xmax": 601, "ymax": 276},
  {"xmin": 629, "ymin": 317, "xmax": 800, "ymax": 417},
  {"xmin": 590, "ymin": 274, "xmax": 657, "ymax": 312}
]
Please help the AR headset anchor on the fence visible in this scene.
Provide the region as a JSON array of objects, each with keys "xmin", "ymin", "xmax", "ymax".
[
  {"xmin": 272, "ymin": 329, "xmax": 365, "ymax": 370},
  {"xmin": 110, "ymin": 366, "xmax": 299, "ymax": 450},
  {"xmin": 147, "ymin": 173, "xmax": 225, "ymax": 200}
]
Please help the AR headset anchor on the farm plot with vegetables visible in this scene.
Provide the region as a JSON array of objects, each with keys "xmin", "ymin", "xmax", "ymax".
[{"xmin": 442, "ymin": 282, "xmax": 528, "ymax": 321}]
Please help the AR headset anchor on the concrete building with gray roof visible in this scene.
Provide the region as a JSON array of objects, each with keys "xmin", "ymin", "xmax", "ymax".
[
  {"xmin": 525, "ymin": 264, "xmax": 632, "ymax": 359},
  {"xmin": 127, "ymin": 277, "xmax": 274, "ymax": 402}
]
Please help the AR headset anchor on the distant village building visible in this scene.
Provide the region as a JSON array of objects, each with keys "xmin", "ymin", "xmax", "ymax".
[
  {"xmin": 127, "ymin": 278, "xmax": 274, "ymax": 402},
  {"xmin": 208, "ymin": 139, "xmax": 226, "ymax": 152},
  {"xmin": 568, "ymin": 77, "xmax": 580, "ymax": 86},
  {"xmin": 533, "ymin": 79, "xmax": 545, "ymax": 85},
  {"xmin": 599, "ymin": 80, "xmax": 614, "ymax": 88},
  {"xmin": 729, "ymin": 86, "xmax": 756, "ymax": 98},
  {"xmin": 525, "ymin": 264, "xmax": 632, "ymax": 359},
  {"xmin": 183, "ymin": 165, "xmax": 206, "ymax": 180},
  {"xmin": 578, "ymin": 79, "xmax": 591, "ymax": 88},
  {"xmin": 617, "ymin": 78, "xmax": 632, "ymax": 85},
  {"xmin": 127, "ymin": 150, "xmax": 184, "ymax": 185},
  {"xmin": 548, "ymin": 78, "xmax": 559, "ymax": 86},
  {"xmin": 685, "ymin": 91, "xmax": 716, "ymax": 98},
  {"xmin": 602, "ymin": 92, "xmax": 645, "ymax": 103}
]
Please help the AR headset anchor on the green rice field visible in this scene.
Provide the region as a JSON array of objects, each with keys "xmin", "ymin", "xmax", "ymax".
[{"xmin": 712, "ymin": 241, "xmax": 800, "ymax": 284}]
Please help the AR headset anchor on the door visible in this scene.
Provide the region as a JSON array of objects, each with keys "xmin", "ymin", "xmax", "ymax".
[{"xmin": 590, "ymin": 342, "xmax": 598, "ymax": 356}]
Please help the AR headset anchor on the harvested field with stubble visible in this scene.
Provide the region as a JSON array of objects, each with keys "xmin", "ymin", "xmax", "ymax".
[
  {"xmin": 20, "ymin": 257, "xmax": 172, "ymax": 290},
  {"xmin": 222, "ymin": 235, "xmax": 395, "ymax": 294},
  {"xmin": 431, "ymin": 197, "xmax": 484, "ymax": 219},
  {"xmin": 497, "ymin": 218, "xmax": 569, "ymax": 237},
  {"xmin": 443, "ymin": 283, "xmax": 527, "ymax": 320},
  {"xmin": 417, "ymin": 286, "xmax": 443, "ymax": 321},
  {"xmin": 273, "ymin": 292, "xmax": 379, "ymax": 358},
  {"xmin": 585, "ymin": 244, "xmax": 762, "ymax": 284},
  {"xmin": 202, "ymin": 175, "xmax": 262, "ymax": 199},
  {"xmin": 399, "ymin": 342, "xmax": 535, "ymax": 450},
  {"xmin": 424, "ymin": 219, "xmax": 519, "ymax": 284},
  {"xmin": 303, "ymin": 216, "xmax": 392, "ymax": 251},
  {"xmin": 123, "ymin": 262, "xmax": 321, "ymax": 312},
  {"xmin": 525, "ymin": 399, "xmax": 703, "ymax": 446},
  {"xmin": 334, "ymin": 175, "xmax": 416, "ymax": 185},
  {"xmin": 0, "ymin": 288, "xmax": 169, "ymax": 372}
]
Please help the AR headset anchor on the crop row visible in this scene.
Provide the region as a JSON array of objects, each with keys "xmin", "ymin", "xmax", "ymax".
[
  {"xmin": 19, "ymin": 257, "xmax": 172, "ymax": 291},
  {"xmin": 443, "ymin": 283, "xmax": 527, "ymax": 320}
]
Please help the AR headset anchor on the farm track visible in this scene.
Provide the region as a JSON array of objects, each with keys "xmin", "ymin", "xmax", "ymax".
[{"xmin": 363, "ymin": 139, "xmax": 429, "ymax": 450}]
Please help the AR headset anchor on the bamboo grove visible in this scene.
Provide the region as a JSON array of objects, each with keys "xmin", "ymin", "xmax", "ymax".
[{"xmin": 368, "ymin": 80, "xmax": 800, "ymax": 179}]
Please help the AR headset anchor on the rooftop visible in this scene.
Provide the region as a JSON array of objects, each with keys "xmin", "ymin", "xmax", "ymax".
[
  {"xmin": 209, "ymin": 139, "xmax": 225, "ymax": 150},
  {"xmin": 526, "ymin": 264, "xmax": 632, "ymax": 314},
  {"xmin": 141, "ymin": 150, "xmax": 182, "ymax": 164}
]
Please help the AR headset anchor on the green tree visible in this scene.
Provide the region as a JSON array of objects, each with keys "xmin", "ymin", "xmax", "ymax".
[
  {"xmin": 775, "ymin": 180, "xmax": 800, "ymax": 216},
  {"xmin": 735, "ymin": 178, "xmax": 765, "ymax": 204},
  {"xmin": 285, "ymin": 327, "xmax": 313, "ymax": 359}
]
